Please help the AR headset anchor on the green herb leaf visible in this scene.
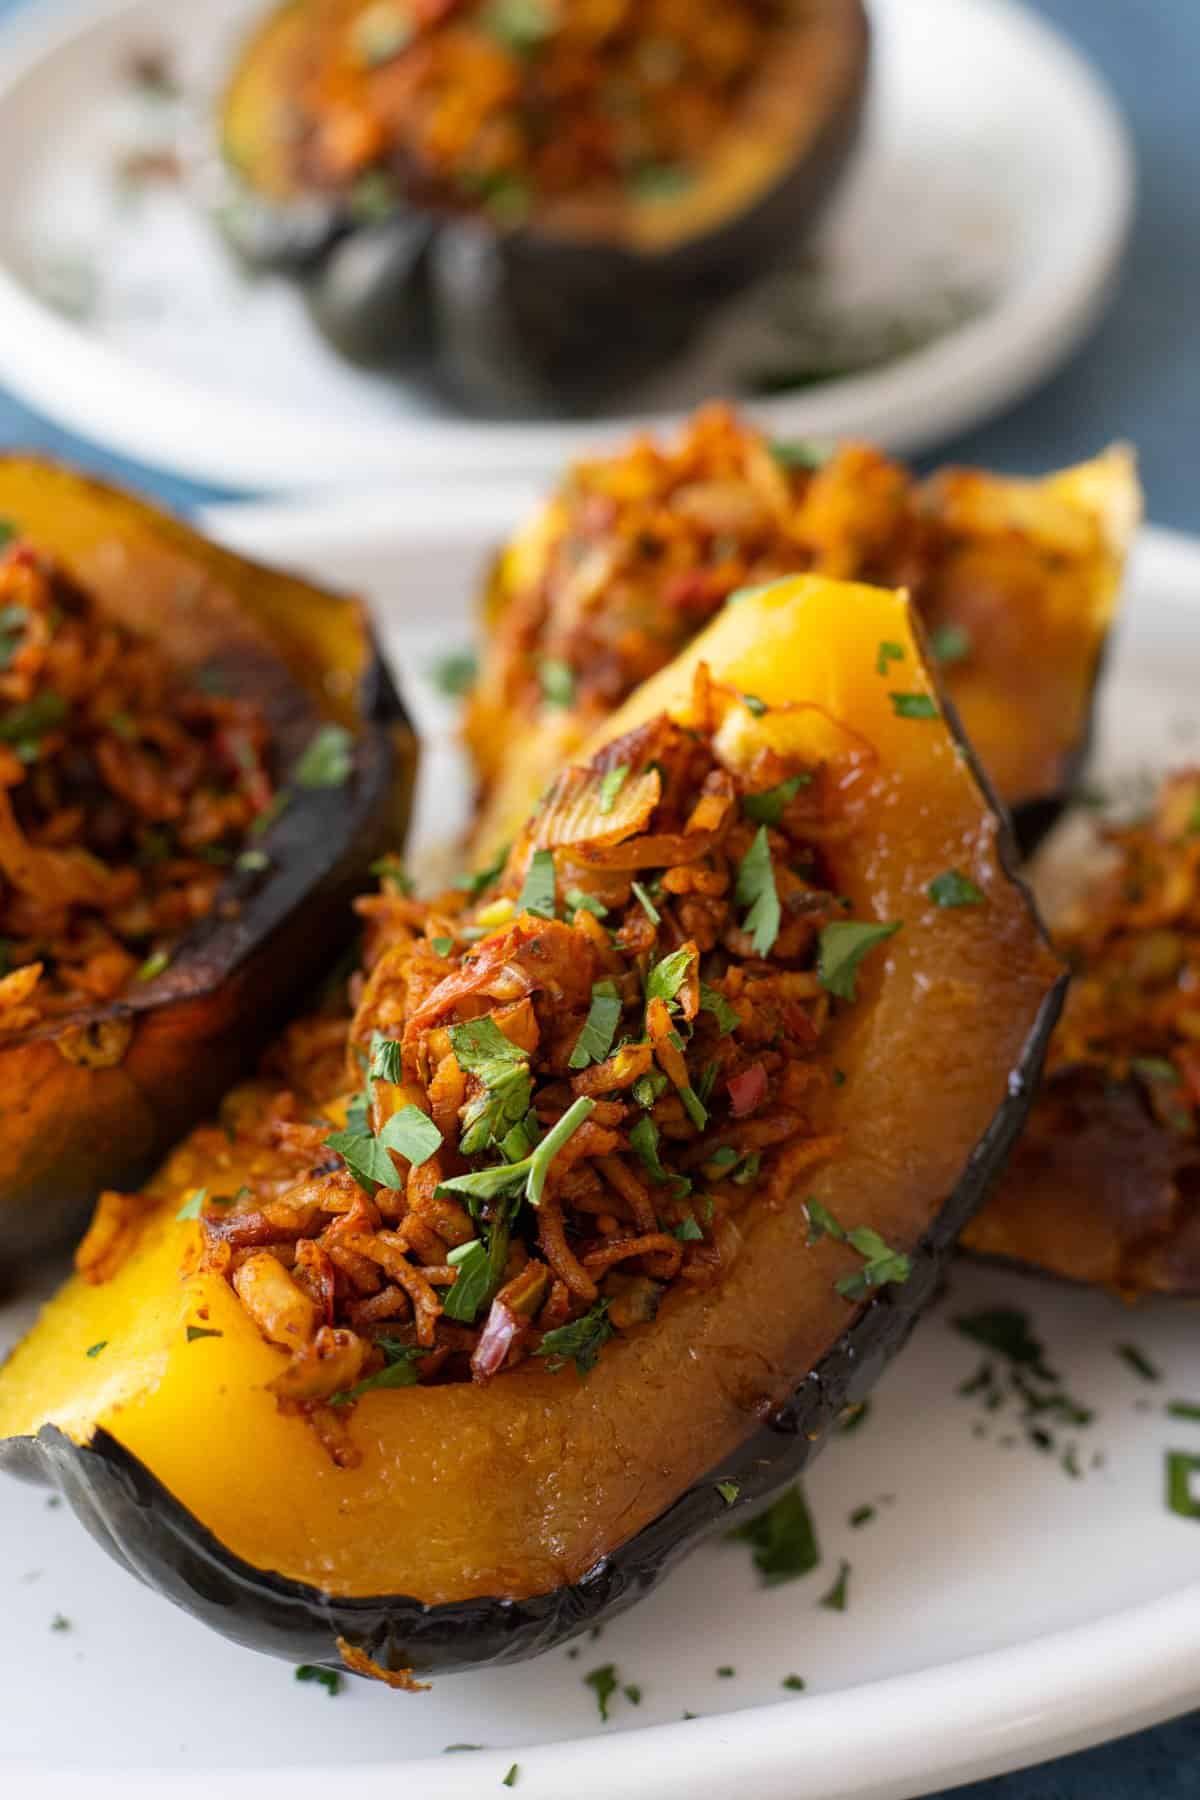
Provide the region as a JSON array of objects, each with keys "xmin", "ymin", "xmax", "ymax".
[
  {"xmin": 430, "ymin": 648, "xmax": 478, "ymax": 698},
  {"xmin": 450, "ymin": 1017, "xmax": 534, "ymax": 1155},
  {"xmin": 837, "ymin": 1400, "xmax": 871, "ymax": 1434},
  {"xmin": 369, "ymin": 1031, "xmax": 404, "ymax": 1084},
  {"xmin": 1116, "ymin": 1343, "xmax": 1162, "ymax": 1383},
  {"xmin": 537, "ymin": 656, "xmax": 575, "ymax": 709},
  {"xmin": 849, "ymin": 1504, "xmax": 876, "ymax": 1528},
  {"xmin": 731, "ymin": 1151, "xmax": 761, "ymax": 1187},
  {"xmin": 819, "ymin": 1559, "xmax": 851, "ymax": 1611},
  {"xmin": 449, "ymin": 1016, "xmax": 527, "ymax": 1081},
  {"xmin": 439, "ymin": 1095, "xmax": 595, "ymax": 1209},
  {"xmin": 674, "ymin": 1215, "xmax": 703, "ymax": 1242},
  {"xmin": 817, "ymin": 919, "xmax": 901, "ymax": 1000},
  {"xmin": 598, "ymin": 765, "xmax": 629, "ymax": 815},
  {"xmin": 1167, "ymin": 1400, "xmax": 1200, "ymax": 1422},
  {"xmin": 236, "ymin": 848, "xmax": 270, "ymax": 873},
  {"xmin": 538, "ymin": 1298, "xmax": 613, "ymax": 1376},
  {"xmin": 953, "ymin": 1307, "xmax": 1056, "ymax": 1379},
  {"xmin": 928, "ymin": 868, "xmax": 985, "ymax": 908},
  {"xmin": 294, "ymin": 722, "xmax": 354, "ymax": 788},
  {"xmin": 875, "ymin": 641, "xmax": 905, "ymax": 676},
  {"xmin": 1166, "ymin": 1450, "xmax": 1200, "ymax": 1520},
  {"xmin": 805, "ymin": 1198, "xmax": 845, "ymax": 1243},
  {"xmin": 329, "ymin": 1340, "xmax": 425, "ymax": 1406},
  {"xmin": 502, "ymin": 1765, "xmax": 519, "ymax": 1789},
  {"xmin": 931, "ymin": 623, "xmax": 972, "ymax": 666},
  {"xmin": 0, "ymin": 518, "xmax": 16, "ymax": 549},
  {"xmin": 836, "ymin": 1225, "xmax": 912, "ymax": 1299},
  {"xmin": 380, "ymin": 1104, "xmax": 442, "ymax": 1167},
  {"xmin": 740, "ymin": 692, "xmax": 768, "ymax": 718},
  {"xmin": 584, "ymin": 1662, "xmax": 619, "ymax": 1722},
  {"xmin": 175, "ymin": 1187, "xmax": 208, "ymax": 1222},
  {"xmin": 742, "ymin": 773, "xmax": 811, "ymax": 827},
  {"xmin": 715, "ymin": 1480, "xmax": 740, "ymax": 1506},
  {"xmin": 0, "ymin": 691, "xmax": 66, "ymax": 746},
  {"xmin": 1131, "ymin": 1057, "xmax": 1179, "ymax": 1085},
  {"xmin": 371, "ymin": 853, "xmax": 413, "ymax": 893},
  {"xmin": 628, "ymin": 1114, "xmax": 690, "ymax": 1194},
  {"xmin": 647, "ymin": 946, "xmax": 695, "ymax": 1008},
  {"xmin": 50, "ymin": 1613, "xmax": 71, "ymax": 1632},
  {"xmin": 565, "ymin": 887, "xmax": 608, "ymax": 921},
  {"xmin": 186, "ymin": 1325, "xmax": 223, "ymax": 1343},
  {"xmin": 441, "ymin": 1236, "xmax": 498, "ymax": 1325},
  {"xmin": 623, "ymin": 1684, "xmax": 642, "ymax": 1706},
  {"xmin": 85, "ymin": 1341, "xmax": 107, "ymax": 1359},
  {"xmin": 735, "ymin": 825, "xmax": 781, "ymax": 956},
  {"xmin": 568, "ymin": 980, "xmax": 623, "ymax": 1070},
  {"xmin": 630, "ymin": 879, "xmax": 661, "ymax": 926},
  {"xmin": 295, "ymin": 1665, "xmax": 342, "ymax": 1696},
  {"xmin": 518, "ymin": 847, "xmax": 557, "ymax": 919},
  {"xmin": 430, "ymin": 935, "xmax": 454, "ymax": 956},
  {"xmin": 889, "ymin": 692, "xmax": 939, "ymax": 720},
  {"xmin": 136, "ymin": 948, "xmax": 170, "ymax": 983},
  {"xmin": 716, "ymin": 1665, "xmax": 736, "ymax": 1678},
  {"xmin": 781, "ymin": 1674, "xmax": 807, "ymax": 1692},
  {"xmin": 770, "ymin": 440, "xmax": 832, "ymax": 471},
  {"xmin": 729, "ymin": 1484, "xmax": 820, "ymax": 1586}
]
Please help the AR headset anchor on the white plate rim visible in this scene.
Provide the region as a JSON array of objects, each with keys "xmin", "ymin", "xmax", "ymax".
[{"xmin": 0, "ymin": 0, "xmax": 1136, "ymax": 493}]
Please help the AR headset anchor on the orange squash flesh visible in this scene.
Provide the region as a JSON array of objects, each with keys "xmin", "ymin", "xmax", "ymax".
[{"xmin": 0, "ymin": 575, "xmax": 1061, "ymax": 1617}]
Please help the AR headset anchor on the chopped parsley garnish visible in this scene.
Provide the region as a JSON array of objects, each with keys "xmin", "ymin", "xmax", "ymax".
[
  {"xmin": 502, "ymin": 1765, "xmax": 519, "ymax": 1789},
  {"xmin": 295, "ymin": 1664, "xmax": 342, "ymax": 1696},
  {"xmin": 0, "ymin": 690, "xmax": 66, "ymax": 748},
  {"xmin": 731, "ymin": 1150, "xmax": 761, "ymax": 1186},
  {"xmin": 327, "ymin": 1102, "xmax": 441, "ymax": 1190},
  {"xmin": 136, "ymin": 948, "xmax": 170, "ymax": 982},
  {"xmin": 628, "ymin": 1113, "xmax": 689, "ymax": 1195},
  {"xmin": 565, "ymin": 887, "xmax": 608, "ymax": 921},
  {"xmin": 623, "ymin": 1685, "xmax": 642, "ymax": 1706},
  {"xmin": 781, "ymin": 1674, "xmax": 807, "ymax": 1692},
  {"xmin": 482, "ymin": 0, "xmax": 552, "ymax": 54},
  {"xmin": 770, "ymin": 439, "xmax": 831, "ymax": 470},
  {"xmin": 1167, "ymin": 1401, "xmax": 1200, "ymax": 1421},
  {"xmin": 817, "ymin": 919, "xmax": 901, "ymax": 1001},
  {"xmin": 931, "ymin": 622, "xmax": 972, "ymax": 666},
  {"xmin": 729, "ymin": 1483, "xmax": 820, "ymax": 1586},
  {"xmin": 431, "ymin": 935, "xmax": 454, "ymax": 956},
  {"xmin": 369, "ymin": 1031, "xmax": 403, "ymax": 1084},
  {"xmin": 674, "ymin": 1215, "xmax": 703, "ymax": 1242},
  {"xmin": 185, "ymin": 1325, "xmax": 223, "ymax": 1343},
  {"xmin": 715, "ymin": 1480, "xmax": 740, "ymax": 1506},
  {"xmin": 429, "ymin": 648, "xmax": 478, "ymax": 698},
  {"xmin": 175, "ymin": 1187, "xmax": 208, "ymax": 1222},
  {"xmin": 875, "ymin": 641, "xmax": 905, "ymax": 676},
  {"xmin": 442, "ymin": 1234, "xmax": 506, "ymax": 1325},
  {"xmin": 568, "ymin": 980, "xmax": 623, "ymax": 1070},
  {"xmin": 646, "ymin": 945, "xmax": 695, "ymax": 1007},
  {"xmin": 294, "ymin": 722, "xmax": 354, "ymax": 788},
  {"xmin": 630, "ymin": 879, "xmax": 661, "ymax": 926},
  {"xmin": 597, "ymin": 765, "xmax": 630, "ymax": 815},
  {"xmin": 716, "ymin": 1665, "xmax": 735, "ymax": 1678},
  {"xmin": 709, "ymin": 1145, "xmax": 739, "ymax": 1169},
  {"xmin": 85, "ymin": 1341, "xmax": 107, "ymax": 1358},
  {"xmin": 537, "ymin": 1298, "xmax": 613, "ymax": 1376},
  {"xmin": 518, "ymin": 847, "xmax": 557, "ymax": 918},
  {"xmin": 804, "ymin": 1199, "xmax": 912, "ymax": 1298},
  {"xmin": 461, "ymin": 841, "xmax": 509, "ymax": 900},
  {"xmin": 236, "ymin": 847, "xmax": 270, "ymax": 873},
  {"xmin": 0, "ymin": 518, "xmax": 16, "ymax": 548},
  {"xmin": 371, "ymin": 853, "xmax": 413, "ymax": 892},
  {"xmin": 819, "ymin": 1559, "xmax": 851, "ymax": 1611},
  {"xmin": 837, "ymin": 1400, "xmax": 871, "ymax": 1434},
  {"xmin": 50, "ymin": 1614, "xmax": 71, "ymax": 1632},
  {"xmin": 849, "ymin": 1504, "xmax": 876, "ymax": 1528},
  {"xmin": 742, "ymin": 773, "xmax": 811, "ymax": 827},
  {"xmin": 449, "ymin": 1016, "xmax": 533, "ymax": 1155},
  {"xmin": 439, "ymin": 1095, "xmax": 596, "ymax": 1209},
  {"xmin": 584, "ymin": 1662, "xmax": 619, "ymax": 1722},
  {"xmin": 1166, "ymin": 1451, "xmax": 1200, "ymax": 1520},
  {"xmin": 379, "ymin": 1104, "xmax": 442, "ymax": 1167},
  {"xmin": 740, "ymin": 692, "xmax": 768, "ymax": 718},
  {"xmin": 954, "ymin": 1306, "xmax": 1055, "ymax": 1378},
  {"xmin": 928, "ymin": 869, "xmax": 985, "ymax": 908},
  {"xmin": 889, "ymin": 692, "xmax": 939, "ymax": 720},
  {"xmin": 537, "ymin": 656, "xmax": 575, "ymax": 709},
  {"xmin": 735, "ymin": 825, "xmax": 780, "ymax": 956},
  {"xmin": 1116, "ymin": 1343, "xmax": 1162, "ymax": 1383},
  {"xmin": 330, "ymin": 1339, "xmax": 425, "ymax": 1406},
  {"xmin": 1131, "ymin": 1058, "xmax": 1179, "ymax": 1085}
]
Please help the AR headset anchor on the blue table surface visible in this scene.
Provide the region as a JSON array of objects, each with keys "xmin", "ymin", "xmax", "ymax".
[{"xmin": 0, "ymin": 0, "xmax": 1196, "ymax": 1793}]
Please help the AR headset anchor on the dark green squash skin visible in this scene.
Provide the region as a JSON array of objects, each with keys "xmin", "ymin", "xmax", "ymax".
[
  {"xmin": 0, "ymin": 473, "xmax": 416, "ymax": 1270},
  {"xmin": 219, "ymin": 1, "xmax": 869, "ymax": 410},
  {"xmin": 0, "ymin": 824, "xmax": 1065, "ymax": 1677}
]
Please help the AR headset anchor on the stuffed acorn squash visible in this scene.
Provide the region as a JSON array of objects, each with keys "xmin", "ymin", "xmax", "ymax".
[
  {"xmin": 0, "ymin": 459, "xmax": 414, "ymax": 1263},
  {"xmin": 967, "ymin": 771, "xmax": 1200, "ymax": 1297},
  {"xmin": 467, "ymin": 407, "xmax": 1140, "ymax": 861},
  {"xmin": 219, "ymin": 0, "xmax": 869, "ymax": 407},
  {"xmin": 0, "ymin": 574, "xmax": 1062, "ymax": 1681}
]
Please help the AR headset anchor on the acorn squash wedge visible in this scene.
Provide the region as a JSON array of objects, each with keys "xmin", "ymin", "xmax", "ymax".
[
  {"xmin": 0, "ymin": 574, "xmax": 1062, "ymax": 1680},
  {"xmin": 218, "ymin": 0, "xmax": 869, "ymax": 408},
  {"xmin": 0, "ymin": 458, "xmax": 414, "ymax": 1265},
  {"xmin": 965, "ymin": 771, "xmax": 1200, "ymax": 1297},
  {"xmin": 466, "ymin": 409, "xmax": 1140, "ymax": 861}
]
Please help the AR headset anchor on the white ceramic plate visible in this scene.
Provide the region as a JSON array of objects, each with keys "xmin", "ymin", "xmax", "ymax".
[
  {"xmin": 3, "ymin": 502, "xmax": 1200, "ymax": 1800},
  {"xmin": 0, "ymin": 0, "xmax": 1133, "ymax": 492}
]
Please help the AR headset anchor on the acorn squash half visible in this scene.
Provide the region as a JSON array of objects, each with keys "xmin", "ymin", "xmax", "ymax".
[
  {"xmin": 466, "ymin": 417, "xmax": 1140, "ymax": 861},
  {"xmin": 0, "ymin": 459, "xmax": 414, "ymax": 1265},
  {"xmin": 218, "ymin": 0, "xmax": 869, "ymax": 408},
  {"xmin": 0, "ymin": 575, "xmax": 1062, "ymax": 1680}
]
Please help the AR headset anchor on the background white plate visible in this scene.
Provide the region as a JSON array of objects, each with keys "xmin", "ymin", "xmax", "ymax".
[
  {"xmin": 3, "ymin": 503, "xmax": 1200, "ymax": 1800},
  {"xmin": 0, "ymin": 0, "xmax": 1133, "ymax": 491}
]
